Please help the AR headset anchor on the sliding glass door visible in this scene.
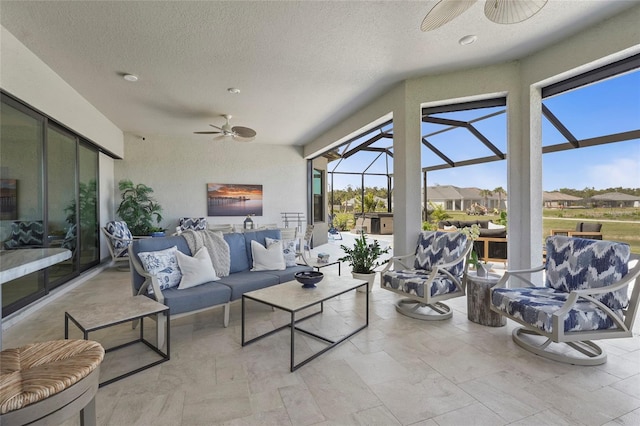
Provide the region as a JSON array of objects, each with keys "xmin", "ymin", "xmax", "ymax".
[{"xmin": 1, "ymin": 92, "xmax": 101, "ymax": 316}]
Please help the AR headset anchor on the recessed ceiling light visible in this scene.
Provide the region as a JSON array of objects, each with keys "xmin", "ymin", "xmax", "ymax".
[
  {"xmin": 123, "ymin": 74, "xmax": 139, "ymax": 82},
  {"xmin": 459, "ymin": 35, "xmax": 477, "ymax": 46},
  {"xmin": 227, "ymin": 87, "xmax": 241, "ymax": 94}
]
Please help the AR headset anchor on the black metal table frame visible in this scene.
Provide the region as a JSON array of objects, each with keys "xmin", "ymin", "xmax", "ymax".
[
  {"xmin": 65, "ymin": 308, "xmax": 170, "ymax": 387},
  {"xmin": 241, "ymin": 281, "xmax": 368, "ymax": 372}
]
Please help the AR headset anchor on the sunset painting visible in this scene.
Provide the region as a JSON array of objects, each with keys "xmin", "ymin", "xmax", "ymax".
[{"xmin": 207, "ymin": 183, "xmax": 263, "ymax": 216}]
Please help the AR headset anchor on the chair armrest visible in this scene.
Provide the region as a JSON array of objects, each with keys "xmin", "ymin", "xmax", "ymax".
[
  {"xmin": 381, "ymin": 253, "xmax": 415, "ymax": 273},
  {"xmin": 567, "ymin": 231, "xmax": 603, "ymax": 239},
  {"xmin": 494, "ymin": 264, "xmax": 545, "ymax": 288},
  {"xmin": 552, "ymin": 261, "xmax": 640, "ymax": 335}
]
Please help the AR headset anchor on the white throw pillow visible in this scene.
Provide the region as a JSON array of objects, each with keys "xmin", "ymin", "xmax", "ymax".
[
  {"xmin": 488, "ymin": 222, "xmax": 506, "ymax": 230},
  {"xmin": 251, "ymin": 240, "xmax": 286, "ymax": 271},
  {"xmin": 265, "ymin": 237, "xmax": 297, "ymax": 267},
  {"xmin": 137, "ymin": 246, "xmax": 182, "ymax": 290},
  {"xmin": 443, "ymin": 225, "xmax": 457, "ymax": 231},
  {"xmin": 176, "ymin": 247, "xmax": 219, "ymax": 290}
]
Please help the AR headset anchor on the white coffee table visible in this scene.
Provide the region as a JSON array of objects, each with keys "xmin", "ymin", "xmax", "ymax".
[{"xmin": 242, "ymin": 277, "xmax": 367, "ymax": 371}]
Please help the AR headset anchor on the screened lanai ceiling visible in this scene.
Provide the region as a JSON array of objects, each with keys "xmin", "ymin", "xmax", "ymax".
[{"xmin": 324, "ymin": 55, "xmax": 640, "ymax": 185}]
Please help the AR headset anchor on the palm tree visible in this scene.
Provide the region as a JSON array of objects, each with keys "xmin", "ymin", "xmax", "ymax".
[
  {"xmin": 493, "ymin": 186, "xmax": 506, "ymax": 210},
  {"xmin": 478, "ymin": 189, "xmax": 493, "ymax": 208}
]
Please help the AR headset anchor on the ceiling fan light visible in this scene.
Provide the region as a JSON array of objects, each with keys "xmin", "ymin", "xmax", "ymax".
[
  {"xmin": 421, "ymin": 0, "xmax": 477, "ymax": 32},
  {"xmin": 484, "ymin": 0, "xmax": 547, "ymax": 24}
]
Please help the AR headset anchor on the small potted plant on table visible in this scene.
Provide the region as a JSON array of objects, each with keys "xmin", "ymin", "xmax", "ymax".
[{"xmin": 338, "ymin": 232, "xmax": 390, "ymax": 292}]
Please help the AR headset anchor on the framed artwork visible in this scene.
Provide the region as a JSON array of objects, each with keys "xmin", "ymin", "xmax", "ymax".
[
  {"xmin": 207, "ymin": 183, "xmax": 263, "ymax": 216},
  {"xmin": 0, "ymin": 179, "xmax": 17, "ymax": 220}
]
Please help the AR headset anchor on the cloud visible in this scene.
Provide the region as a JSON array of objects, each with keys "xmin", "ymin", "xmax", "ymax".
[{"xmin": 587, "ymin": 158, "xmax": 640, "ymax": 189}]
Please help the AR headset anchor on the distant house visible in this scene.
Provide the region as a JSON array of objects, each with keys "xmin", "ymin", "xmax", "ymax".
[
  {"xmin": 543, "ymin": 191, "xmax": 582, "ymax": 208},
  {"xmin": 588, "ymin": 192, "xmax": 640, "ymax": 208},
  {"xmin": 426, "ymin": 185, "xmax": 506, "ymax": 211}
]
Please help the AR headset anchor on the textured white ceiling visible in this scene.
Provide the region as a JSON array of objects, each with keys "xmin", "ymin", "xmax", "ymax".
[{"xmin": 0, "ymin": 1, "xmax": 635, "ymax": 146}]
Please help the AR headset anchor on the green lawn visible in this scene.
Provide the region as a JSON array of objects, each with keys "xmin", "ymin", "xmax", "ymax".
[{"xmin": 443, "ymin": 209, "xmax": 640, "ymax": 254}]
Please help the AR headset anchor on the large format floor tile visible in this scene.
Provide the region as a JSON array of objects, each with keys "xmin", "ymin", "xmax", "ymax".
[{"xmin": 3, "ymin": 244, "xmax": 639, "ymax": 426}]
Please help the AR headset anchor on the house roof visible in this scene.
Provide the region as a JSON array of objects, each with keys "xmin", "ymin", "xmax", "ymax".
[
  {"xmin": 426, "ymin": 185, "xmax": 505, "ymax": 201},
  {"xmin": 590, "ymin": 192, "xmax": 640, "ymax": 201},
  {"xmin": 1, "ymin": 2, "xmax": 635, "ymax": 146},
  {"xmin": 542, "ymin": 192, "xmax": 583, "ymax": 202}
]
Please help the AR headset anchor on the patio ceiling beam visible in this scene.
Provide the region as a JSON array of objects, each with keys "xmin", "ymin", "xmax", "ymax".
[
  {"xmin": 543, "ymin": 129, "xmax": 640, "ymax": 153},
  {"xmin": 467, "ymin": 124, "xmax": 505, "ymax": 159},
  {"xmin": 422, "ymin": 137, "xmax": 455, "ymax": 167},
  {"xmin": 542, "ymin": 104, "xmax": 579, "ymax": 148},
  {"xmin": 341, "ymin": 132, "xmax": 385, "ymax": 159},
  {"xmin": 422, "ymin": 153, "xmax": 506, "ymax": 172}
]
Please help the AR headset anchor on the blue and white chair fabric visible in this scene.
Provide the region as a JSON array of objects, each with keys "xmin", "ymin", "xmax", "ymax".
[
  {"xmin": 3, "ymin": 221, "xmax": 44, "ymax": 249},
  {"xmin": 490, "ymin": 235, "xmax": 640, "ymax": 365},
  {"xmin": 381, "ymin": 231, "xmax": 472, "ymax": 320},
  {"xmin": 101, "ymin": 221, "xmax": 133, "ymax": 267},
  {"xmin": 178, "ymin": 217, "xmax": 208, "ymax": 233}
]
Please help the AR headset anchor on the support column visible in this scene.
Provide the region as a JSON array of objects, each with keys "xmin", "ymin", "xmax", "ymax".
[
  {"xmin": 508, "ymin": 79, "xmax": 543, "ymax": 270},
  {"xmin": 392, "ymin": 83, "xmax": 422, "ymax": 255}
]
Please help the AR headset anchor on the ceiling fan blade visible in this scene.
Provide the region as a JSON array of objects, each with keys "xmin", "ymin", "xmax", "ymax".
[
  {"xmin": 194, "ymin": 131, "xmax": 222, "ymax": 134},
  {"xmin": 484, "ymin": 0, "xmax": 547, "ymax": 24},
  {"xmin": 212, "ymin": 134, "xmax": 228, "ymax": 141},
  {"xmin": 209, "ymin": 124, "xmax": 224, "ymax": 131},
  {"xmin": 232, "ymin": 126, "xmax": 257, "ymax": 139},
  {"xmin": 421, "ymin": 0, "xmax": 477, "ymax": 32}
]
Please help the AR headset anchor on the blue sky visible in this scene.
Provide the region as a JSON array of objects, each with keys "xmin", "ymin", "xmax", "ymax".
[{"xmin": 330, "ymin": 70, "xmax": 640, "ymax": 192}]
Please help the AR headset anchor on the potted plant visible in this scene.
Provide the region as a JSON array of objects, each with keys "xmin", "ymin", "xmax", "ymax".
[
  {"xmin": 338, "ymin": 232, "xmax": 390, "ymax": 292},
  {"xmin": 116, "ymin": 179, "xmax": 164, "ymax": 236}
]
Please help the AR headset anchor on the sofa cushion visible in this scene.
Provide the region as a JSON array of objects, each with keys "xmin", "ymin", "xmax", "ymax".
[
  {"xmin": 223, "ymin": 233, "xmax": 250, "ymax": 273},
  {"xmin": 176, "ymin": 247, "xmax": 219, "ymax": 290},
  {"xmin": 262, "ymin": 264, "xmax": 313, "ymax": 283},
  {"xmin": 216, "ymin": 271, "xmax": 280, "ymax": 300},
  {"xmin": 545, "ymin": 236, "xmax": 630, "ymax": 311},
  {"xmin": 479, "ymin": 228, "xmax": 507, "ymax": 238},
  {"xmin": 4, "ymin": 220, "xmax": 44, "ymax": 249},
  {"xmin": 130, "ymin": 236, "xmax": 191, "ymax": 293},
  {"xmin": 487, "ymin": 222, "xmax": 505, "ymax": 230},
  {"xmin": 250, "ymin": 240, "xmax": 286, "ymax": 271},
  {"xmin": 160, "ymin": 282, "xmax": 231, "ymax": 315},
  {"xmin": 138, "ymin": 246, "xmax": 182, "ymax": 291},
  {"xmin": 579, "ymin": 222, "xmax": 602, "ymax": 233},
  {"xmin": 492, "ymin": 286, "xmax": 624, "ymax": 333}
]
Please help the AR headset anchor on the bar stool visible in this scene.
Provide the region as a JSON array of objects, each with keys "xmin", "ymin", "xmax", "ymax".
[{"xmin": 0, "ymin": 339, "xmax": 104, "ymax": 426}]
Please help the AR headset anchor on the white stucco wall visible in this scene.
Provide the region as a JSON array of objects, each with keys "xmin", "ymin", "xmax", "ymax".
[
  {"xmin": 0, "ymin": 26, "xmax": 124, "ymax": 158},
  {"xmin": 114, "ymin": 133, "xmax": 308, "ymax": 232}
]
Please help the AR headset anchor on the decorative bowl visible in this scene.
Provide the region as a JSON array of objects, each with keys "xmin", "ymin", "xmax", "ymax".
[{"xmin": 294, "ymin": 271, "xmax": 323, "ymax": 288}]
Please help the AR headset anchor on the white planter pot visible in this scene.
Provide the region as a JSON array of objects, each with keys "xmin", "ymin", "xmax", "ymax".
[{"xmin": 351, "ymin": 271, "xmax": 376, "ymax": 293}]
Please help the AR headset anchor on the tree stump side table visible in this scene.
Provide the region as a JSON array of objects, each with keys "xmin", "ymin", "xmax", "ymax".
[{"xmin": 466, "ymin": 271, "xmax": 506, "ymax": 327}]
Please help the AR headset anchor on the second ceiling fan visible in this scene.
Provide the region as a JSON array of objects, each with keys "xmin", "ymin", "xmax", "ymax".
[
  {"xmin": 421, "ymin": 0, "xmax": 548, "ymax": 32},
  {"xmin": 194, "ymin": 114, "xmax": 257, "ymax": 142}
]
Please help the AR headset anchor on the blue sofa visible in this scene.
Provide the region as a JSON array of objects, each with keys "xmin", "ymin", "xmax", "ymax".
[{"xmin": 129, "ymin": 229, "xmax": 312, "ymax": 330}]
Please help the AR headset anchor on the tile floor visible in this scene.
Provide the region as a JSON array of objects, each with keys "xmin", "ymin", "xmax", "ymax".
[{"xmin": 3, "ymin": 234, "xmax": 640, "ymax": 426}]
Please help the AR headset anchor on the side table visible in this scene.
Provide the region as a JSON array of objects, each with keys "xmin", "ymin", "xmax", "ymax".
[
  {"xmin": 298, "ymin": 259, "xmax": 341, "ymax": 275},
  {"xmin": 466, "ymin": 271, "xmax": 506, "ymax": 327},
  {"xmin": 65, "ymin": 295, "xmax": 170, "ymax": 387}
]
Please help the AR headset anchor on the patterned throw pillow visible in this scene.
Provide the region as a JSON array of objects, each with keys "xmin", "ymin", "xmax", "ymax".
[
  {"xmin": 105, "ymin": 221, "xmax": 133, "ymax": 250},
  {"xmin": 138, "ymin": 246, "xmax": 182, "ymax": 290},
  {"xmin": 265, "ymin": 237, "xmax": 297, "ymax": 267}
]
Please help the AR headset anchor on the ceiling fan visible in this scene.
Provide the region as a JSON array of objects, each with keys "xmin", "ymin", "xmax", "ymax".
[
  {"xmin": 421, "ymin": 0, "xmax": 548, "ymax": 32},
  {"xmin": 194, "ymin": 114, "xmax": 257, "ymax": 142}
]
